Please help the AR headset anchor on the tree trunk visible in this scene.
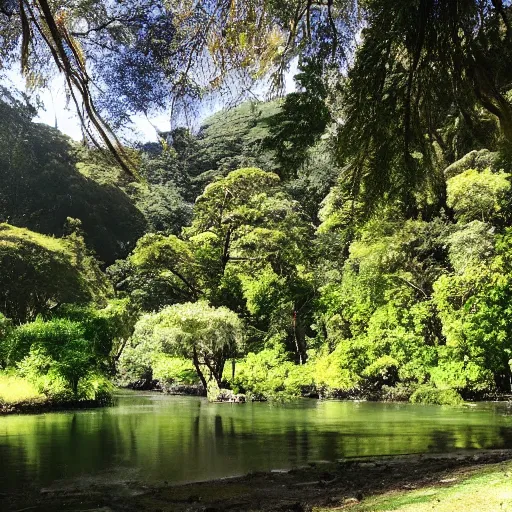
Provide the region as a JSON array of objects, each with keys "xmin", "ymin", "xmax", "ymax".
[
  {"xmin": 192, "ymin": 348, "xmax": 207, "ymax": 389},
  {"xmin": 72, "ymin": 378, "xmax": 79, "ymax": 398}
]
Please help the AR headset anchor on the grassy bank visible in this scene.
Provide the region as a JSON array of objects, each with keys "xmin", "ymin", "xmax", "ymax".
[
  {"xmin": 0, "ymin": 374, "xmax": 43, "ymax": 403},
  {"xmin": 317, "ymin": 458, "xmax": 512, "ymax": 512},
  {"xmin": 0, "ymin": 373, "xmax": 113, "ymax": 415}
]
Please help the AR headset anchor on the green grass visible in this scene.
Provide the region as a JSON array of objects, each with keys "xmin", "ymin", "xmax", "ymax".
[
  {"xmin": 315, "ymin": 459, "xmax": 512, "ymax": 512},
  {"xmin": 0, "ymin": 374, "xmax": 43, "ymax": 404}
]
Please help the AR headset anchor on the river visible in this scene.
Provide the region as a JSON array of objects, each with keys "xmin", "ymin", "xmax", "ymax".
[{"xmin": 1, "ymin": 391, "xmax": 511, "ymax": 493}]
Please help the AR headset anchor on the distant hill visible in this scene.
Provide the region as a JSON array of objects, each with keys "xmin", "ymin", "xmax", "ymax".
[{"xmin": 0, "ymin": 97, "xmax": 147, "ymax": 264}]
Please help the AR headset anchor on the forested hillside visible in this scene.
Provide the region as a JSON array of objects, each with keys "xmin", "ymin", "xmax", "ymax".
[{"xmin": 2, "ymin": 0, "xmax": 512, "ymax": 409}]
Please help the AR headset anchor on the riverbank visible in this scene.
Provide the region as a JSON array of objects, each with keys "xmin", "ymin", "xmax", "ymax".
[
  {"xmin": 0, "ymin": 397, "xmax": 112, "ymax": 415},
  {"xmin": 126, "ymin": 378, "xmax": 512, "ymax": 404},
  {"xmin": 0, "ymin": 373, "xmax": 113, "ymax": 415},
  {"xmin": 2, "ymin": 449, "xmax": 511, "ymax": 511}
]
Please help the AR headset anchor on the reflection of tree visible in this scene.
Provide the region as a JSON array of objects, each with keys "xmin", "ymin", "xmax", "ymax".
[
  {"xmin": 214, "ymin": 415, "xmax": 223, "ymax": 438},
  {"xmin": 0, "ymin": 442, "xmax": 32, "ymax": 490},
  {"xmin": 318, "ymin": 431, "xmax": 340, "ymax": 461},
  {"xmin": 428, "ymin": 430, "xmax": 456, "ymax": 452},
  {"xmin": 193, "ymin": 415, "xmax": 200, "ymax": 439},
  {"xmin": 498, "ymin": 427, "xmax": 512, "ymax": 448},
  {"xmin": 460, "ymin": 425, "xmax": 488, "ymax": 450},
  {"xmin": 300, "ymin": 430, "xmax": 310, "ymax": 461},
  {"xmin": 285, "ymin": 429, "xmax": 299, "ymax": 465}
]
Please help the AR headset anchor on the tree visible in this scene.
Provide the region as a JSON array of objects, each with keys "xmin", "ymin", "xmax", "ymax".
[
  {"xmin": 336, "ymin": 0, "xmax": 512, "ymax": 211},
  {"xmin": 109, "ymin": 233, "xmax": 200, "ymax": 312},
  {"xmin": 54, "ymin": 298, "xmax": 137, "ymax": 370},
  {"xmin": 264, "ymin": 58, "xmax": 332, "ymax": 179},
  {"xmin": 0, "ymin": 1, "xmax": 357, "ymax": 171},
  {"xmin": 0, "ymin": 95, "xmax": 147, "ymax": 263},
  {"xmin": 446, "ymin": 168, "xmax": 511, "ymax": 223},
  {"xmin": 186, "ymin": 167, "xmax": 315, "ymax": 359},
  {"xmin": 186, "ymin": 167, "xmax": 310, "ymax": 279},
  {"xmin": 9, "ymin": 318, "xmax": 96, "ymax": 396},
  {"xmin": 125, "ymin": 301, "xmax": 244, "ymax": 390},
  {"xmin": 0, "ymin": 223, "xmax": 112, "ymax": 323},
  {"xmin": 128, "ymin": 182, "xmax": 192, "ymax": 235}
]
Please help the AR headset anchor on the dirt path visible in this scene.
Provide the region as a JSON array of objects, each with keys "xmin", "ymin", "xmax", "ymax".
[{"xmin": 2, "ymin": 449, "xmax": 512, "ymax": 511}]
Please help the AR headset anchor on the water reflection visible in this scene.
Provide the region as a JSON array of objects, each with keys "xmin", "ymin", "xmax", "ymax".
[{"xmin": 0, "ymin": 393, "xmax": 511, "ymax": 493}]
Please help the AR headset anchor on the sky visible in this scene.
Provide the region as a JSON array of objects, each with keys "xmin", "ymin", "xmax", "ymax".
[{"xmin": 4, "ymin": 60, "xmax": 298, "ymax": 143}]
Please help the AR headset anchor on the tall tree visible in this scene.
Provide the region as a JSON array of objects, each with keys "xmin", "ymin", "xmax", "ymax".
[
  {"xmin": 337, "ymin": 0, "xmax": 512, "ymax": 210},
  {"xmin": 0, "ymin": 0, "xmax": 357, "ymax": 172}
]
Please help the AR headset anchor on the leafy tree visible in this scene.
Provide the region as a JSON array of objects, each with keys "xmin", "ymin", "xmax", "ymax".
[
  {"xmin": 187, "ymin": 167, "xmax": 315, "ymax": 359},
  {"xmin": 54, "ymin": 298, "xmax": 137, "ymax": 370},
  {"xmin": 9, "ymin": 318, "xmax": 96, "ymax": 396},
  {"xmin": 139, "ymin": 128, "xmax": 197, "ymax": 197},
  {"xmin": 0, "ymin": 223, "xmax": 111, "ymax": 323},
  {"xmin": 123, "ymin": 301, "xmax": 244, "ymax": 391},
  {"xmin": 336, "ymin": 0, "xmax": 512, "ymax": 211},
  {"xmin": 109, "ymin": 233, "xmax": 200, "ymax": 312},
  {"xmin": 446, "ymin": 168, "xmax": 511, "ymax": 223},
  {"xmin": 128, "ymin": 182, "xmax": 192, "ymax": 235},
  {"xmin": 186, "ymin": 167, "xmax": 310, "ymax": 284},
  {"xmin": 264, "ymin": 58, "xmax": 331, "ymax": 179}
]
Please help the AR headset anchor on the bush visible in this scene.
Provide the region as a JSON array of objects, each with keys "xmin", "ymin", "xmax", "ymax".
[
  {"xmin": 311, "ymin": 343, "xmax": 362, "ymax": 392},
  {"xmin": 409, "ymin": 385, "xmax": 464, "ymax": 406},
  {"xmin": 152, "ymin": 355, "xmax": 198, "ymax": 385},
  {"xmin": 381, "ymin": 383, "xmax": 418, "ymax": 402},
  {"xmin": 0, "ymin": 372, "xmax": 43, "ymax": 404},
  {"xmin": 79, "ymin": 373, "xmax": 114, "ymax": 404},
  {"xmin": 228, "ymin": 345, "xmax": 313, "ymax": 401},
  {"xmin": 11, "ymin": 318, "xmax": 98, "ymax": 396}
]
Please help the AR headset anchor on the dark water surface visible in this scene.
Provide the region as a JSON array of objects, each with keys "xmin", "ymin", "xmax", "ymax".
[{"xmin": 1, "ymin": 392, "xmax": 511, "ymax": 492}]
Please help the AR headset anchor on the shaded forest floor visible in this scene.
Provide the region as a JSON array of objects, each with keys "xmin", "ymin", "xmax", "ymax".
[{"xmin": 2, "ymin": 449, "xmax": 512, "ymax": 511}]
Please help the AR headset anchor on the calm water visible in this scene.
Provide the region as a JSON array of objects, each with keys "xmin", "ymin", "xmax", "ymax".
[{"xmin": 1, "ymin": 392, "xmax": 511, "ymax": 492}]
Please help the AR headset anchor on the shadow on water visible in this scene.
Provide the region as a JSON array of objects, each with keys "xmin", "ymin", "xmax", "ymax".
[
  {"xmin": 1, "ymin": 395, "xmax": 512, "ymax": 493},
  {"xmin": 428, "ymin": 430, "xmax": 456, "ymax": 452}
]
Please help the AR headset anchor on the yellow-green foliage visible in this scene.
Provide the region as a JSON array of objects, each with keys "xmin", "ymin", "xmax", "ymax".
[
  {"xmin": 120, "ymin": 301, "xmax": 244, "ymax": 391},
  {"xmin": 0, "ymin": 223, "xmax": 72, "ymax": 254},
  {"xmin": 446, "ymin": 168, "xmax": 510, "ymax": 222},
  {"xmin": 228, "ymin": 343, "xmax": 314, "ymax": 400},
  {"xmin": 409, "ymin": 385, "xmax": 464, "ymax": 406},
  {"xmin": 152, "ymin": 355, "xmax": 198, "ymax": 385},
  {"xmin": 0, "ymin": 373, "xmax": 43, "ymax": 404},
  {"xmin": 310, "ymin": 345, "xmax": 361, "ymax": 392}
]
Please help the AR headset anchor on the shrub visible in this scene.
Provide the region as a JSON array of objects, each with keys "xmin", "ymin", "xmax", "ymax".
[
  {"xmin": 409, "ymin": 385, "xmax": 464, "ymax": 406},
  {"xmin": 152, "ymin": 355, "xmax": 198, "ymax": 385},
  {"xmin": 11, "ymin": 319, "xmax": 97, "ymax": 396},
  {"xmin": 229, "ymin": 345, "xmax": 313, "ymax": 401},
  {"xmin": 0, "ymin": 372, "xmax": 43, "ymax": 404}
]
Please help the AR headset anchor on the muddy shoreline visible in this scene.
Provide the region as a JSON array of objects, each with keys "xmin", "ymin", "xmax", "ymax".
[{"xmin": 2, "ymin": 449, "xmax": 512, "ymax": 511}]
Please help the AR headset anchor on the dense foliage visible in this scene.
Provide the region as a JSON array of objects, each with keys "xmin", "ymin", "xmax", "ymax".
[{"xmin": 3, "ymin": 0, "xmax": 512, "ymax": 406}]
